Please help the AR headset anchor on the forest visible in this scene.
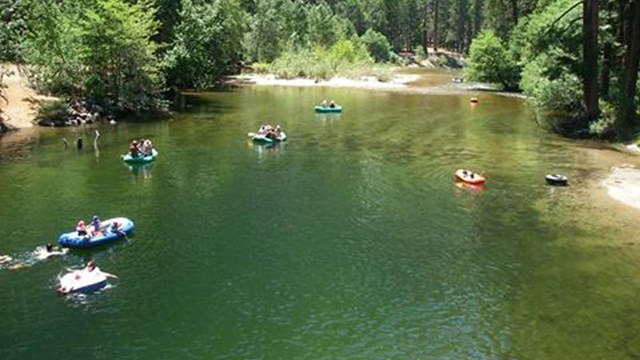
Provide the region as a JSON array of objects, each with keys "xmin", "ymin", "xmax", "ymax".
[{"xmin": 0, "ymin": 0, "xmax": 638, "ymax": 139}]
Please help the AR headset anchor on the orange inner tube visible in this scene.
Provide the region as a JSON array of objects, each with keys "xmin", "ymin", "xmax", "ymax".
[{"xmin": 455, "ymin": 169, "xmax": 485, "ymax": 184}]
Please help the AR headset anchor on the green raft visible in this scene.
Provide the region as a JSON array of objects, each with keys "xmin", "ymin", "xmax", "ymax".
[
  {"xmin": 122, "ymin": 149, "xmax": 158, "ymax": 163},
  {"xmin": 314, "ymin": 105, "xmax": 342, "ymax": 113}
]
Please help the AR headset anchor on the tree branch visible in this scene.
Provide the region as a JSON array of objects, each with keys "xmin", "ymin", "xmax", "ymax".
[{"xmin": 543, "ymin": 1, "xmax": 583, "ymax": 38}]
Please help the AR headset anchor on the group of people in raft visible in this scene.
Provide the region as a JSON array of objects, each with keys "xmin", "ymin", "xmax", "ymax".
[
  {"xmin": 128, "ymin": 138, "xmax": 154, "ymax": 158},
  {"xmin": 256, "ymin": 124, "xmax": 284, "ymax": 140},
  {"xmin": 318, "ymin": 99, "xmax": 339, "ymax": 108},
  {"xmin": 456, "ymin": 168, "xmax": 485, "ymax": 185},
  {"xmin": 75, "ymin": 215, "xmax": 123, "ymax": 238}
]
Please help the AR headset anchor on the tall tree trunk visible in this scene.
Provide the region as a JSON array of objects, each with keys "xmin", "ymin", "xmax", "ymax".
[
  {"xmin": 582, "ymin": 0, "xmax": 599, "ymax": 120},
  {"xmin": 510, "ymin": 0, "xmax": 518, "ymax": 26},
  {"xmin": 422, "ymin": 3, "xmax": 429, "ymax": 55},
  {"xmin": 422, "ymin": 28, "xmax": 429, "ymax": 55},
  {"xmin": 434, "ymin": 0, "xmax": 439, "ymax": 51},
  {"xmin": 601, "ymin": 42, "xmax": 612, "ymax": 100},
  {"xmin": 622, "ymin": 0, "xmax": 640, "ymax": 126},
  {"xmin": 600, "ymin": 0, "xmax": 614, "ymax": 100}
]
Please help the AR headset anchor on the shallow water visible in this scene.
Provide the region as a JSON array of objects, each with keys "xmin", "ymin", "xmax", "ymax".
[{"xmin": 1, "ymin": 75, "xmax": 640, "ymax": 359}]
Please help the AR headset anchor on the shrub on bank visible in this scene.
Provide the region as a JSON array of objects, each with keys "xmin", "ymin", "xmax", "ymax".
[{"xmin": 264, "ymin": 39, "xmax": 393, "ymax": 81}]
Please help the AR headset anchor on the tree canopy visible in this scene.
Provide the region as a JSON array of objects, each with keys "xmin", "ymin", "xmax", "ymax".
[{"xmin": 0, "ymin": 0, "xmax": 637, "ymax": 138}]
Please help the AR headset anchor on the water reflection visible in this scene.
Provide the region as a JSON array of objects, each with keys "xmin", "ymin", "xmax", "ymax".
[
  {"xmin": 248, "ymin": 140, "xmax": 285, "ymax": 159},
  {"xmin": 314, "ymin": 113, "xmax": 341, "ymax": 125},
  {"xmin": 126, "ymin": 163, "xmax": 153, "ymax": 179},
  {"xmin": 454, "ymin": 181, "xmax": 484, "ymax": 194}
]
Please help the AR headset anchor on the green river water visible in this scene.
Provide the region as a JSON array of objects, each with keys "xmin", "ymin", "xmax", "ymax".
[{"xmin": 1, "ymin": 73, "xmax": 640, "ymax": 359}]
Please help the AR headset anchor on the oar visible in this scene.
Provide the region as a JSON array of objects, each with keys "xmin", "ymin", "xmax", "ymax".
[
  {"xmin": 247, "ymin": 132, "xmax": 256, "ymax": 138},
  {"xmin": 114, "ymin": 228, "xmax": 128, "ymax": 240}
]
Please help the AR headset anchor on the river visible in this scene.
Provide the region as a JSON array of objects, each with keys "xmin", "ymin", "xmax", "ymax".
[{"xmin": 1, "ymin": 72, "xmax": 639, "ymax": 359}]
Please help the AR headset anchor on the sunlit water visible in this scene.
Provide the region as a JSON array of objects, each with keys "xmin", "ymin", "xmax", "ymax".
[{"xmin": 1, "ymin": 74, "xmax": 640, "ymax": 359}]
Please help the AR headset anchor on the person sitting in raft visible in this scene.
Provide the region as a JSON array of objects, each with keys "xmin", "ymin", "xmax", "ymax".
[
  {"xmin": 35, "ymin": 243, "xmax": 68, "ymax": 260},
  {"xmin": 76, "ymin": 220, "xmax": 88, "ymax": 236},
  {"xmin": 129, "ymin": 140, "xmax": 140, "ymax": 157},
  {"xmin": 266, "ymin": 126, "xmax": 278, "ymax": 140},
  {"xmin": 142, "ymin": 139, "xmax": 153, "ymax": 156},
  {"xmin": 90, "ymin": 215, "xmax": 102, "ymax": 236},
  {"xmin": 84, "ymin": 261, "xmax": 117, "ymax": 278},
  {"xmin": 109, "ymin": 221, "xmax": 126, "ymax": 237},
  {"xmin": 320, "ymin": 99, "xmax": 328, "ymax": 108},
  {"xmin": 329, "ymin": 100, "xmax": 336, "ymax": 108}
]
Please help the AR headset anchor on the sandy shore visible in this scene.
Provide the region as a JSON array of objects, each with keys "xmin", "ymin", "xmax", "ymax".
[
  {"xmin": 1, "ymin": 64, "xmax": 38, "ymax": 129},
  {"xmin": 230, "ymin": 73, "xmax": 420, "ymax": 91},
  {"xmin": 602, "ymin": 164, "xmax": 640, "ymax": 210},
  {"xmin": 1, "ymin": 64, "xmax": 60, "ymax": 130}
]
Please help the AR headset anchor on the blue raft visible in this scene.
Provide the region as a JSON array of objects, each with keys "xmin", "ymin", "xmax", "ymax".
[
  {"xmin": 58, "ymin": 217, "xmax": 134, "ymax": 248},
  {"xmin": 122, "ymin": 149, "xmax": 158, "ymax": 163},
  {"xmin": 314, "ymin": 105, "xmax": 342, "ymax": 113}
]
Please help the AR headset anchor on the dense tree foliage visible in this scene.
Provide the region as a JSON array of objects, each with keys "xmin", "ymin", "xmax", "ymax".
[
  {"xmin": 167, "ymin": 0, "xmax": 247, "ymax": 89},
  {"xmin": 0, "ymin": 0, "xmax": 27, "ymax": 62},
  {"xmin": 0, "ymin": 0, "xmax": 637, "ymax": 138},
  {"xmin": 464, "ymin": 30, "xmax": 519, "ymax": 89},
  {"xmin": 21, "ymin": 0, "xmax": 166, "ymax": 113},
  {"xmin": 466, "ymin": 0, "xmax": 640, "ymax": 138},
  {"xmin": 361, "ymin": 29, "xmax": 392, "ymax": 62}
]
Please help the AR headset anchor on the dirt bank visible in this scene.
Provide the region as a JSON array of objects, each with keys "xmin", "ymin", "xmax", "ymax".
[{"xmin": 1, "ymin": 64, "xmax": 57, "ymax": 130}]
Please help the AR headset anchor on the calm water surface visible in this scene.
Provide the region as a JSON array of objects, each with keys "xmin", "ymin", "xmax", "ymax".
[{"xmin": 1, "ymin": 76, "xmax": 640, "ymax": 359}]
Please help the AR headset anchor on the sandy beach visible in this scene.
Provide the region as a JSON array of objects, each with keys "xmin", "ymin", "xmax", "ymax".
[
  {"xmin": 1, "ymin": 64, "xmax": 38, "ymax": 129},
  {"xmin": 602, "ymin": 164, "xmax": 640, "ymax": 210},
  {"xmin": 231, "ymin": 73, "xmax": 421, "ymax": 91}
]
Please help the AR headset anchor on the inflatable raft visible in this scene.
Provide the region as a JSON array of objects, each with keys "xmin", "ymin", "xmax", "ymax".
[
  {"xmin": 58, "ymin": 217, "xmax": 134, "ymax": 248},
  {"xmin": 455, "ymin": 169, "xmax": 486, "ymax": 185},
  {"xmin": 545, "ymin": 174, "xmax": 568, "ymax": 186},
  {"xmin": 250, "ymin": 132, "xmax": 287, "ymax": 144},
  {"xmin": 58, "ymin": 268, "xmax": 109, "ymax": 294},
  {"xmin": 314, "ymin": 105, "xmax": 342, "ymax": 113},
  {"xmin": 122, "ymin": 148, "xmax": 158, "ymax": 163}
]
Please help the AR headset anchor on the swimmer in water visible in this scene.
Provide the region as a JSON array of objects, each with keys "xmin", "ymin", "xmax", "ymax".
[{"xmin": 34, "ymin": 243, "xmax": 68, "ymax": 260}]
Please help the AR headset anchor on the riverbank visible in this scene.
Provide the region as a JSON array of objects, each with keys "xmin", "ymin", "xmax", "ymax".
[
  {"xmin": 603, "ymin": 164, "xmax": 640, "ymax": 211},
  {"xmin": 228, "ymin": 73, "xmax": 421, "ymax": 91},
  {"xmin": 0, "ymin": 64, "xmax": 57, "ymax": 130}
]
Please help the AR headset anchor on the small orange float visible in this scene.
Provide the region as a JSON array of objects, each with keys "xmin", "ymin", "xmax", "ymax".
[{"xmin": 455, "ymin": 169, "xmax": 485, "ymax": 185}]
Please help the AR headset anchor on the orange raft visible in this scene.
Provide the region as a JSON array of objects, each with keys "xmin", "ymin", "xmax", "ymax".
[{"xmin": 455, "ymin": 169, "xmax": 486, "ymax": 185}]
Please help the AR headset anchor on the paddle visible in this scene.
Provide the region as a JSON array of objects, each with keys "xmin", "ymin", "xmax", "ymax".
[
  {"xmin": 117, "ymin": 230, "xmax": 128, "ymax": 240},
  {"xmin": 247, "ymin": 132, "xmax": 256, "ymax": 138}
]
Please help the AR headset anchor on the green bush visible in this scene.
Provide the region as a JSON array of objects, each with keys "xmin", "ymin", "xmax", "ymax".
[
  {"xmin": 360, "ymin": 29, "xmax": 390, "ymax": 62},
  {"xmin": 520, "ymin": 51, "xmax": 582, "ymax": 113},
  {"xmin": 268, "ymin": 40, "xmax": 373, "ymax": 80},
  {"xmin": 465, "ymin": 30, "xmax": 519, "ymax": 89},
  {"xmin": 250, "ymin": 62, "xmax": 270, "ymax": 74},
  {"xmin": 36, "ymin": 100, "xmax": 68, "ymax": 123},
  {"xmin": 589, "ymin": 100, "xmax": 616, "ymax": 136}
]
